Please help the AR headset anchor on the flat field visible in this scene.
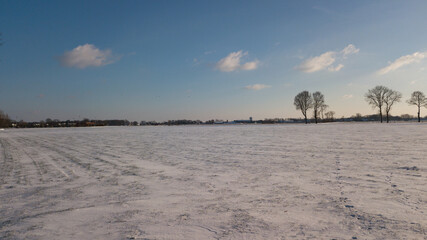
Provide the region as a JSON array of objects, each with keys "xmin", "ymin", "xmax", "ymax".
[{"xmin": 0, "ymin": 123, "xmax": 426, "ymax": 239}]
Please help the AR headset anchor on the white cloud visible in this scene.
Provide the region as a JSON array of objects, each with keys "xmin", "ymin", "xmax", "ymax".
[
  {"xmin": 377, "ymin": 51, "xmax": 426, "ymax": 75},
  {"xmin": 216, "ymin": 51, "xmax": 259, "ymax": 72},
  {"xmin": 245, "ymin": 84, "xmax": 271, "ymax": 90},
  {"xmin": 342, "ymin": 94, "xmax": 354, "ymax": 99},
  {"xmin": 296, "ymin": 44, "xmax": 359, "ymax": 73},
  {"xmin": 297, "ymin": 51, "xmax": 336, "ymax": 73},
  {"xmin": 341, "ymin": 44, "xmax": 359, "ymax": 57},
  {"xmin": 241, "ymin": 60, "xmax": 259, "ymax": 70},
  {"xmin": 59, "ymin": 44, "xmax": 116, "ymax": 69},
  {"xmin": 328, "ymin": 64, "xmax": 344, "ymax": 72}
]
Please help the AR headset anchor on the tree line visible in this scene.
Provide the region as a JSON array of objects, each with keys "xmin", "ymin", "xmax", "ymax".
[
  {"xmin": 294, "ymin": 91, "xmax": 335, "ymax": 124},
  {"xmin": 1, "ymin": 87, "xmax": 427, "ymax": 128},
  {"xmin": 294, "ymin": 86, "xmax": 427, "ymax": 123}
]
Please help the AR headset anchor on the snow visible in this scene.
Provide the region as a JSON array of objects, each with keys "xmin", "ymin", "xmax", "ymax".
[{"xmin": 0, "ymin": 123, "xmax": 426, "ymax": 239}]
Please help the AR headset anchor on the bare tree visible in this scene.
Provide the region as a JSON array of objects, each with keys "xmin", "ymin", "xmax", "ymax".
[
  {"xmin": 325, "ymin": 111, "xmax": 335, "ymax": 120},
  {"xmin": 383, "ymin": 89, "xmax": 402, "ymax": 123},
  {"xmin": 312, "ymin": 91, "xmax": 325, "ymax": 124},
  {"xmin": 319, "ymin": 103, "xmax": 328, "ymax": 120},
  {"xmin": 365, "ymin": 85, "xmax": 389, "ymax": 123},
  {"xmin": 352, "ymin": 113, "xmax": 363, "ymax": 121},
  {"xmin": 294, "ymin": 91, "xmax": 313, "ymax": 124},
  {"xmin": 407, "ymin": 91, "xmax": 427, "ymax": 122}
]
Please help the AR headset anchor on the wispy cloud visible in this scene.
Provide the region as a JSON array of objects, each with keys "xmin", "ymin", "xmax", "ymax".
[
  {"xmin": 296, "ymin": 44, "xmax": 359, "ymax": 73},
  {"xmin": 245, "ymin": 84, "xmax": 271, "ymax": 91},
  {"xmin": 377, "ymin": 51, "xmax": 426, "ymax": 75},
  {"xmin": 216, "ymin": 51, "xmax": 259, "ymax": 72},
  {"xmin": 341, "ymin": 44, "xmax": 359, "ymax": 57},
  {"xmin": 328, "ymin": 64, "xmax": 344, "ymax": 72},
  {"xmin": 59, "ymin": 44, "xmax": 117, "ymax": 69},
  {"xmin": 342, "ymin": 94, "xmax": 354, "ymax": 99},
  {"xmin": 240, "ymin": 61, "xmax": 258, "ymax": 71},
  {"xmin": 297, "ymin": 51, "xmax": 335, "ymax": 73}
]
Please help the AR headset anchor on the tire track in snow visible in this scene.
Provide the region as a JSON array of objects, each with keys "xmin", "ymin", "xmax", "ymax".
[
  {"xmin": 20, "ymin": 136, "xmax": 109, "ymax": 179},
  {"xmin": 0, "ymin": 138, "xmax": 31, "ymax": 185},
  {"xmin": 18, "ymin": 137, "xmax": 72, "ymax": 181},
  {"xmin": 0, "ymin": 139, "xmax": 14, "ymax": 186}
]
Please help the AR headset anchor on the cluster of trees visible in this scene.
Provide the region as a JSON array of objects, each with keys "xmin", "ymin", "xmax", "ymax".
[
  {"xmin": 293, "ymin": 91, "xmax": 334, "ymax": 124},
  {"xmin": 364, "ymin": 86, "xmax": 402, "ymax": 123},
  {"xmin": 365, "ymin": 86, "xmax": 427, "ymax": 123},
  {"xmin": 294, "ymin": 86, "xmax": 427, "ymax": 124}
]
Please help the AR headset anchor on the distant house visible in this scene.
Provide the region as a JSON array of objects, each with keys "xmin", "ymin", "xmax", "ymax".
[
  {"xmin": 86, "ymin": 122, "xmax": 96, "ymax": 126},
  {"xmin": 214, "ymin": 120, "xmax": 229, "ymax": 124}
]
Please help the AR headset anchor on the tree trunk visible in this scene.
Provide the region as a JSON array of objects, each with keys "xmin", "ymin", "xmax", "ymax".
[
  {"xmin": 379, "ymin": 108, "xmax": 383, "ymax": 123},
  {"xmin": 314, "ymin": 110, "xmax": 318, "ymax": 124},
  {"xmin": 418, "ymin": 107, "xmax": 421, "ymax": 122},
  {"xmin": 386, "ymin": 111, "xmax": 389, "ymax": 123},
  {"xmin": 304, "ymin": 115, "xmax": 308, "ymax": 124}
]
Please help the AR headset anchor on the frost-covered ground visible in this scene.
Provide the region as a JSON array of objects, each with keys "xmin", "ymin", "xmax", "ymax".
[{"xmin": 0, "ymin": 123, "xmax": 426, "ymax": 239}]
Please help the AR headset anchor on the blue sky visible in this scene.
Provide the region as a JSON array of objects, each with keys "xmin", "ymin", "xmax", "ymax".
[{"xmin": 1, "ymin": 0, "xmax": 427, "ymax": 121}]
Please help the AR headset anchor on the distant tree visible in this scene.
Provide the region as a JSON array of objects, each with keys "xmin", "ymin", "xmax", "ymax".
[
  {"xmin": 319, "ymin": 103, "xmax": 328, "ymax": 120},
  {"xmin": 17, "ymin": 120, "xmax": 27, "ymax": 128},
  {"xmin": 0, "ymin": 110, "xmax": 11, "ymax": 128},
  {"xmin": 400, "ymin": 114, "xmax": 414, "ymax": 121},
  {"xmin": 312, "ymin": 91, "xmax": 325, "ymax": 124},
  {"xmin": 365, "ymin": 85, "xmax": 389, "ymax": 123},
  {"xmin": 325, "ymin": 111, "xmax": 335, "ymax": 120},
  {"xmin": 383, "ymin": 89, "xmax": 402, "ymax": 123},
  {"xmin": 352, "ymin": 113, "xmax": 363, "ymax": 121},
  {"xmin": 407, "ymin": 91, "xmax": 427, "ymax": 122},
  {"xmin": 294, "ymin": 91, "xmax": 313, "ymax": 124}
]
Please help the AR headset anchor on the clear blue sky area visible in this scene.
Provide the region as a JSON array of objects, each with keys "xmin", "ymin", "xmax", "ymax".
[{"xmin": 1, "ymin": 0, "xmax": 427, "ymax": 121}]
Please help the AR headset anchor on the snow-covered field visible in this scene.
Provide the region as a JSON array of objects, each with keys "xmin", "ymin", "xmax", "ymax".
[{"xmin": 0, "ymin": 123, "xmax": 426, "ymax": 239}]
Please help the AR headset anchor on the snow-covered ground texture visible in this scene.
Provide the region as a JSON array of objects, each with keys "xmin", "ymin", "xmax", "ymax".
[{"xmin": 0, "ymin": 123, "xmax": 426, "ymax": 239}]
